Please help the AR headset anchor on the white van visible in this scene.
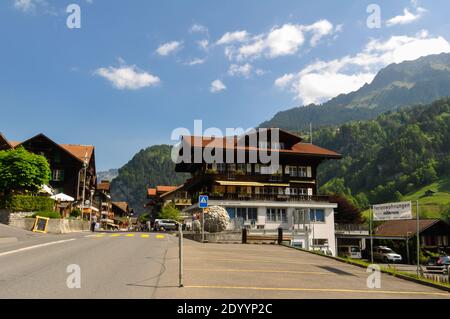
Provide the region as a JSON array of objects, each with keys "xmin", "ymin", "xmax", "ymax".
[{"xmin": 338, "ymin": 245, "xmax": 362, "ymax": 259}]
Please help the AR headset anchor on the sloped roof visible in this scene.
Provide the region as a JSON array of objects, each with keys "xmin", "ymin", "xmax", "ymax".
[
  {"xmin": 112, "ymin": 201, "xmax": 129, "ymax": 213},
  {"xmin": 60, "ymin": 144, "xmax": 95, "ymax": 163},
  {"xmin": 156, "ymin": 185, "xmax": 178, "ymax": 193},
  {"xmin": 181, "ymin": 135, "xmax": 341, "ymax": 158},
  {"xmin": 159, "ymin": 185, "xmax": 184, "ymax": 198},
  {"xmin": 97, "ymin": 181, "xmax": 110, "ymax": 191},
  {"xmin": 374, "ymin": 219, "xmax": 441, "ymax": 238},
  {"xmin": 147, "ymin": 188, "xmax": 157, "ymax": 196}
]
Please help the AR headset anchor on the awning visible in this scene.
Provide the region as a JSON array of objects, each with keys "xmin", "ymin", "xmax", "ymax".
[
  {"xmin": 50, "ymin": 193, "xmax": 75, "ymax": 202},
  {"xmin": 216, "ymin": 181, "xmax": 290, "ymax": 187},
  {"xmin": 289, "ymin": 180, "xmax": 316, "ymax": 184}
]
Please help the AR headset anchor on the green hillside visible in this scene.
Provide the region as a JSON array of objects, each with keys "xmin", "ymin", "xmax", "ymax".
[{"xmin": 260, "ymin": 53, "xmax": 450, "ymax": 131}]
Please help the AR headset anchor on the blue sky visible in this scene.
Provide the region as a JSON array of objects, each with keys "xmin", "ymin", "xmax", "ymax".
[{"xmin": 1, "ymin": 0, "xmax": 450, "ymax": 171}]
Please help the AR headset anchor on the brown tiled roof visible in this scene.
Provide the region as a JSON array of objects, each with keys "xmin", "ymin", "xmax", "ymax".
[
  {"xmin": 147, "ymin": 188, "xmax": 157, "ymax": 196},
  {"xmin": 374, "ymin": 219, "xmax": 439, "ymax": 238},
  {"xmin": 160, "ymin": 185, "xmax": 184, "ymax": 198},
  {"xmin": 97, "ymin": 181, "xmax": 110, "ymax": 191},
  {"xmin": 156, "ymin": 185, "xmax": 178, "ymax": 193},
  {"xmin": 182, "ymin": 135, "xmax": 341, "ymax": 158},
  {"xmin": 112, "ymin": 201, "xmax": 129, "ymax": 213},
  {"xmin": 60, "ymin": 144, "xmax": 94, "ymax": 162}
]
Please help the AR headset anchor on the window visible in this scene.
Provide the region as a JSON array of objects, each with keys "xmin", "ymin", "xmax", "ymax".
[
  {"xmin": 309, "ymin": 209, "xmax": 325, "ymax": 222},
  {"xmin": 246, "ymin": 164, "xmax": 252, "ymax": 173},
  {"xmin": 226, "ymin": 207, "xmax": 236, "ymax": 219},
  {"xmin": 298, "ymin": 166, "xmax": 307, "ymax": 177},
  {"xmin": 266, "ymin": 208, "xmax": 287, "ymax": 222},
  {"xmin": 313, "ymin": 239, "xmax": 328, "ymax": 246},
  {"xmin": 236, "ymin": 208, "xmax": 257, "ymax": 221},
  {"xmin": 254, "ymin": 164, "xmax": 261, "ymax": 174},
  {"xmin": 289, "ymin": 166, "xmax": 298, "ymax": 177},
  {"xmin": 52, "ymin": 169, "xmax": 65, "ymax": 182},
  {"xmin": 237, "ymin": 164, "xmax": 246, "ymax": 172}
]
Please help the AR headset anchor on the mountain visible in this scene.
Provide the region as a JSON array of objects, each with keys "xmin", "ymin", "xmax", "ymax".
[
  {"xmin": 315, "ymin": 97, "xmax": 450, "ymax": 218},
  {"xmin": 260, "ymin": 53, "xmax": 450, "ymax": 131},
  {"xmin": 97, "ymin": 169, "xmax": 119, "ymax": 182},
  {"xmin": 110, "ymin": 145, "xmax": 189, "ymax": 214}
]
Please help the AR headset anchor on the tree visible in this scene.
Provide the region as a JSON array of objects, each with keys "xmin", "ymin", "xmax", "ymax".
[
  {"xmin": 329, "ymin": 194, "xmax": 363, "ymax": 224},
  {"xmin": 0, "ymin": 147, "xmax": 51, "ymax": 194},
  {"xmin": 158, "ymin": 202, "xmax": 181, "ymax": 221}
]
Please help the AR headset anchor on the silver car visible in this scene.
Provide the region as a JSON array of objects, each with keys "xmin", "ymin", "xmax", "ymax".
[
  {"xmin": 154, "ymin": 219, "xmax": 179, "ymax": 231},
  {"xmin": 373, "ymin": 246, "xmax": 402, "ymax": 263}
]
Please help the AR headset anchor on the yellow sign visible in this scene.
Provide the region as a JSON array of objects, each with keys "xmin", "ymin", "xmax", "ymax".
[{"xmin": 32, "ymin": 216, "xmax": 50, "ymax": 233}]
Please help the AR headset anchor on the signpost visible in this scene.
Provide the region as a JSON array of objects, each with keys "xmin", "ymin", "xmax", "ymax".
[
  {"xmin": 199, "ymin": 195, "xmax": 208, "ymax": 242},
  {"xmin": 370, "ymin": 201, "xmax": 419, "ymax": 276},
  {"xmin": 178, "ymin": 223, "xmax": 184, "ymax": 287}
]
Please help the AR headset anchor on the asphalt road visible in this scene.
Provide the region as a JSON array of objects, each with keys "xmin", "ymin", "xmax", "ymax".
[{"xmin": 0, "ymin": 227, "xmax": 449, "ymax": 299}]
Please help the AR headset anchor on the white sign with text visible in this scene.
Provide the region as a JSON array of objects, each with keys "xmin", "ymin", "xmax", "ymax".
[{"xmin": 373, "ymin": 201, "xmax": 412, "ymax": 221}]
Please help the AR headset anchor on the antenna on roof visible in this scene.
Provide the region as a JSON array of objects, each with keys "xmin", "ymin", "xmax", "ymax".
[{"xmin": 310, "ymin": 122, "xmax": 313, "ymax": 144}]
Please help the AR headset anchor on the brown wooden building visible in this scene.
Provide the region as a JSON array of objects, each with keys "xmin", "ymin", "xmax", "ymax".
[{"xmin": 0, "ymin": 133, "xmax": 97, "ymax": 202}]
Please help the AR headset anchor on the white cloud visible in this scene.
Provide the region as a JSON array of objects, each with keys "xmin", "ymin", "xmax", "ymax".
[
  {"xmin": 186, "ymin": 58, "xmax": 205, "ymax": 66},
  {"xmin": 274, "ymin": 73, "xmax": 295, "ymax": 88},
  {"xmin": 156, "ymin": 41, "xmax": 182, "ymax": 56},
  {"xmin": 219, "ymin": 20, "xmax": 336, "ymax": 61},
  {"xmin": 228, "ymin": 63, "xmax": 252, "ymax": 77},
  {"xmin": 95, "ymin": 64, "xmax": 160, "ymax": 90},
  {"xmin": 216, "ymin": 30, "xmax": 249, "ymax": 45},
  {"xmin": 210, "ymin": 79, "xmax": 226, "ymax": 93},
  {"xmin": 190, "ymin": 23, "xmax": 208, "ymax": 34},
  {"xmin": 14, "ymin": 0, "xmax": 35, "ymax": 12},
  {"xmin": 386, "ymin": 6, "xmax": 426, "ymax": 26},
  {"xmin": 277, "ymin": 32, "xmax": 450, "ymax": 104},
  {"xmin": 266, "ymin": 24, "xmax": 305, "ymax": 58},
  {"xmin": 198, "ymin": 39, "xmax": 209, "ymax": 50}
]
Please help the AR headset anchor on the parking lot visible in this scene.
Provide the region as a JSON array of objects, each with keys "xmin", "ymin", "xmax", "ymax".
[{"xmin": 152, "ymin": 238, "xmax": 450, "ymax": 299}]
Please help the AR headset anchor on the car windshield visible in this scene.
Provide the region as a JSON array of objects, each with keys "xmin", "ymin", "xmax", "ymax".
[{"xmin": 381, "ymin": 249, "xmax": 394, "ymax": 253}]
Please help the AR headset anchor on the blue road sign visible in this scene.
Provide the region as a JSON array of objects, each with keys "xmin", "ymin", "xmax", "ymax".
[{"xmin": 199, "ymin": 195, "xmax": 208, "ymax": 208}]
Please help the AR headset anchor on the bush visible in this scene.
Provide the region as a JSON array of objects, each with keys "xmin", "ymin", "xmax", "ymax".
[
  {"xmin": 32, "ymin": 211, "xmax": 61, "ymax": 219},
  {"xmin": 1, "ymin": 195, "xmax": 55, "ymax": 212},
  {"xmin": 70, "ymin": 209, "xmax": 81, "ymax": 218}
]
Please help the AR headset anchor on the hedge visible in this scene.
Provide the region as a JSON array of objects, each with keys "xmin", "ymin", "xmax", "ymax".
[
  {"xmin": 0, "ymin": 195, "xmax": 55, "ymax": 212},
  {"xmin": 32, "ymin": 211, "xmax": 61, "ymax": 219}
]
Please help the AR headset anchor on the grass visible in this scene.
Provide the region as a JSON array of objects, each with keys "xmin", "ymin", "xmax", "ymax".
[
  {"xmin": 361, "ymin": 177, "xmax": 450, "ymax": 222},
  {"xmin": 284, "ymin": 244, "xmax": 450, "ymax": 289}
]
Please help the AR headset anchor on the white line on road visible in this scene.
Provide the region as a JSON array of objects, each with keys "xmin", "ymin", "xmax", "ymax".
[{"xmin": 0, "ymin": 238, "xmax": 76, "ymax": 258}]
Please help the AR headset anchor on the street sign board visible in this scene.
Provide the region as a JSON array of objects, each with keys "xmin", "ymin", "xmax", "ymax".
[
  {"xmin": 373, "ymin": 201, "xmax": 412, "ymax": 221},
  {"xmin": 199, "ymin": 195, "xmax": 208, "ymax": 208}
]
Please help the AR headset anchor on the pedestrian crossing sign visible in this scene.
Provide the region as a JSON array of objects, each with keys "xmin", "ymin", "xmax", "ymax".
[{"xmin": 199, "ymin": 195, "xmax": 208, "ymax": 208}]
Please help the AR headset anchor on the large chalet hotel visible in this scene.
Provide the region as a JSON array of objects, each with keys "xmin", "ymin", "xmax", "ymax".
[{"xmin": 174, "ymin": 128, "xmax": 342, "ymax": 255}]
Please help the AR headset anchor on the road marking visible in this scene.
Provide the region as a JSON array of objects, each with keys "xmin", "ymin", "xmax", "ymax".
[
  {"xmin": 110, "ymin": 234, "xmax": 121, "ymax": 237},
  {"xmin": 184, "ymin": 285, "xmax": 450, "ymax": 297},
  {"xmin": 186, "ymin": 268, "xmax": 331, "ymax": 275},
  {"xmin": 0, "ymin": 239, "xmax": 76, "ymax": 258},
  {"xmin": 93, "ymin": 234, "xmax": 105, "ymax": 238},
  {"xmin": 125, "ymin": 234, "xmax": 135, "ymax": 237},
  {"xmin": 141, "ymin": 234, "xmax": 150, "ymax": 238},
  {"xmin": 156, "ymin": 234, "xmax": 165, "ymax": 239}
]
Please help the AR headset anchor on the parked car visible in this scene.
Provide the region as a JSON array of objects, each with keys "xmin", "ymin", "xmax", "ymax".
[
  {"xmin": 338, "ymin": 245, "xmax": 362, "ymax": 259},
  {"xmin": 426, "ymin": 256, "xmax": 450, "ymax": 274},
  {"xmin": 373, "ymin": 246, "xmax": 402, "ymax": 263},
  {"xmin": 154, "ymin": 219, "xmax": 179, "ymax": 231}
]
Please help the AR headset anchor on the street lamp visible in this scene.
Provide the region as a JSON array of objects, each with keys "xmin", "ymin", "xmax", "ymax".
[
  {"xmin": 81, "ymin": 151, "xmax": 88, "ymax": 220},
  {"xmin": 90, "ymin": 189, "xmax": 95, "ymax": 223}
]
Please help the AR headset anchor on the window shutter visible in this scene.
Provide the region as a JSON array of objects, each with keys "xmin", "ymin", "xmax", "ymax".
[
  {"xmin": 212, "ymin": 163, "xmax": 217, "ymax": 171},
  {"xmin": 307, "ymin": 188, "xmax": 313, "ymax": 196},
  {"xmin": 284, "ymin": 165, "xmax": 290, "ymax": 174},
  {"xmin": 307, "ymin": 166, "xmax": 312, "ymax": 178}
]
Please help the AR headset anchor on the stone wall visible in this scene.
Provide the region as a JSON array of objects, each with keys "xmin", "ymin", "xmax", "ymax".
[{"xmin": 0, "ymin": 209, "xmax": 90, "ymax": 234}]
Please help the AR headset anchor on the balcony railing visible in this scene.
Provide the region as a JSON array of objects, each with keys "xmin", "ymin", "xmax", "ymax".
[
  {"xmin": 335, "ymin": 223, "xmax": 369, "ymax": 234},
  {"xmin": 196, "ymin": 193, "xmax": 330, "ymax": 203}
]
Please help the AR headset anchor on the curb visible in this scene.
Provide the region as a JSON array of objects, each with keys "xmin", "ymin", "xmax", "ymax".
[{"xmin": 281, "ymin": 244, "xmax": 450, "ymax": 293}]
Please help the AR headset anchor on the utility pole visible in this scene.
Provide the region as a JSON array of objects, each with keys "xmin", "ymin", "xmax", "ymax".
[
  {"xmin": 81, "ymin": 151, "xmax": 88, "ymax": 220},
  {"xmin": 416, "ymin": 200, "xmax": 420, "ymax": 277}
]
